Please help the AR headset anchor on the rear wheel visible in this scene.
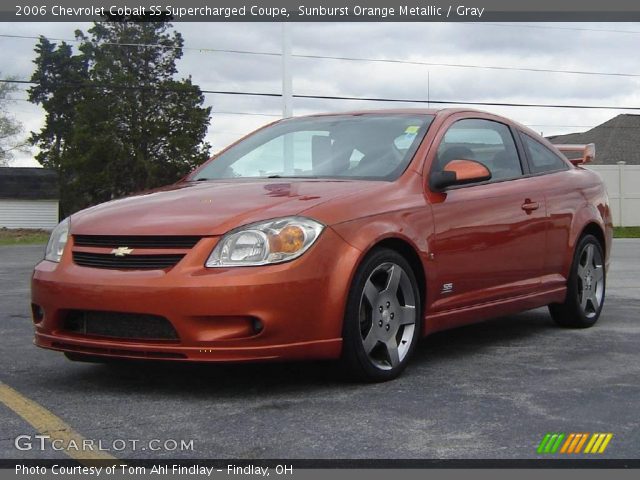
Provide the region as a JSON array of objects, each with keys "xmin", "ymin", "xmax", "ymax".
[
  {"xmin": 549, "ymin": 234, "xmax": 605, "ymax": 328},
  {"xmin": 342, "ymin": 248, "xmax": 422, "ymax": 382}
]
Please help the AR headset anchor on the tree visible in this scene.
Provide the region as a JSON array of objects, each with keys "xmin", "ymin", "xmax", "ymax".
[
  {"xmin": 28, "ymin": 38, "xmax": 87, "ymax": 173},
  {"xmin": 0, "ymin": 77, "xmax": 28, "ymax": 166},
  {"xmin": 29, "ymin": 20, "xmax": 211, "ymax": 214}
]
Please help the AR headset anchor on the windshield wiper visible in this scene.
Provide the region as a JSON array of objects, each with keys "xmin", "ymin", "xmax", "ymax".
[
  {"xmin": 267, "ymin": 175, "xmax": 318, "ymax": 179},
  {"xmin": 193, "ymin": 175, "xmax": 317, "ymax": 181}
]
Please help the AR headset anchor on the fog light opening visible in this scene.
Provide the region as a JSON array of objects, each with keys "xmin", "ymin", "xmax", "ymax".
[
  {"xmin": 31, "ymin": 303, "xmax": 44, "ymax": 323},
  {"xmin": 252, "ymin": 318, "xmax": 263, "ymax": 334}
]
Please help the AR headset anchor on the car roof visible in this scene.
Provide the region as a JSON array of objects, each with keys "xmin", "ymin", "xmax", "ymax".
[
  {"xmin": 298, "ymin": 107, "xmax": 472, "ymax": 117},
  {"xmin": 301, "ymin": 107, "xmax": 545, "ymax": 135},
  {"xmin": 279, "ymin": 108, "xmax": 550, "ymax": 141}
]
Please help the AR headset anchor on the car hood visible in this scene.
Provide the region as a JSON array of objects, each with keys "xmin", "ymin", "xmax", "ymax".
[{"xmin": 71, "ymin": 179, "xmax": 384, "ymax": 236}]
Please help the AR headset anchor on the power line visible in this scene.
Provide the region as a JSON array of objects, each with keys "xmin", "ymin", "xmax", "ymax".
[
  {"xmin": 473, "ymin": 23, "xmax": 640, "ymax": 35},
  {"xmin": 0, "ymin": 95, "xmax": 611, "ymax": 128},
  {"xmin": 4, "ymin": 22, "xmax": 640, "ymax": 38},
  {"xmin": 3, "ymin": 95, "xmax": 280, "ymax": 117},
  {"xmin": 4, "ymin": 78, "xmax": 640, "ymax": 111},
  {"xmin": 210, "ymin": 130, "xmax": 252, "ymax": 135},
  {"xmin": 292, "ymin": 53, "xmax": 640, "ymax": 78},
  {"xmin": 212, "ymin": 110, "xmax": 279, "ymax": 117},
  {"xmin": 0, "ymin": 97, "xmax": 610, "ymax": 128},
  {"xmin": 525, "ymin": 124, "xmax": 592, "ymax": 127},
  {"xmin": 2, "ymin": 97, "xmax": 32, "ymax": 102},
  {"xmin": 1, "ymin": 33, "xmax": 640, "ymax": 79},
  {"xmin": 292, "ymin": 93, "xmax": 640, "ymax": 111}
]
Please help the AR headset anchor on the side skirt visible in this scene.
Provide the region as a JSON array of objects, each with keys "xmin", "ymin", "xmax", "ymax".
[{"xmin": 423, "ymin": 286, "xmax": 567, "ymax": 335}]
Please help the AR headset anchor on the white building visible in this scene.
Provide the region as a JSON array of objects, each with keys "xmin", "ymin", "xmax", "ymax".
[{"xmin": 0, "ymin": 167, "xmax": 59, "ymax": 230}]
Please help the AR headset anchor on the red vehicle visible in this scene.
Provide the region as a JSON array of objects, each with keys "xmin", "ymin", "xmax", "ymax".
[{"xmin": 31, "ymin": 109, "xmax": 612, "ymax": 381}]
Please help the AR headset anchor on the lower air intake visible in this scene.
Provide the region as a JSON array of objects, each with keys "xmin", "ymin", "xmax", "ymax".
[{"xmin": 62, "ymin": 310, "xmax": 179, "ymax": 341}]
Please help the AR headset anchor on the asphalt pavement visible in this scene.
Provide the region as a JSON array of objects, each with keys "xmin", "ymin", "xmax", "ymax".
[{"xmin": 0, "ymin": 240, "xmax": 638, "ymax": 460}]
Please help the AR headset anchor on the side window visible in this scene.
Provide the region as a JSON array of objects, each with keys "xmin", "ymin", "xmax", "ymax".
[
  {"xmin": 521, "ymin": 133, "xmax": 569, "ymax": 174},
  {"xmin": 435, "ymin": 119, "xmax": 522, "ymax": 181}
]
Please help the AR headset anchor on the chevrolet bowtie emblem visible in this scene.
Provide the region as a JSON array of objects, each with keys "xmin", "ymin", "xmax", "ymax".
[{"xmin": 111, "ymin": 246, "xmax": 134, "ymax": 257}]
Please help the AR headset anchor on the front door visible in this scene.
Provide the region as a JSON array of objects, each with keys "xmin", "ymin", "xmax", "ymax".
[{"xmin": 427, "ymin": 117, "xmax": 547, "ymax": 313}]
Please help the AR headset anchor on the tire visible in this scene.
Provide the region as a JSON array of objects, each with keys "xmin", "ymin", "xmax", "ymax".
[
  {"xmin": 341, "ymin": 248, "xmax": 422, "ymax": 382},
  {"xmin": 549, "ymin": 234, "xmax": 606, "ymax": 328}
]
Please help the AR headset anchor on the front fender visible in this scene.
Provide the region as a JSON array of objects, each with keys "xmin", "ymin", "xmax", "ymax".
[{"xmin": 330, "ymin": 207, "xmax": 435, "ymax": 323}]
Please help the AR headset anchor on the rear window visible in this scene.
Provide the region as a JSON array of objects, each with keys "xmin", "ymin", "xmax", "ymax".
[{"xmin": 521, "ymin": 133, "xmax": 569, "ymax": 174}]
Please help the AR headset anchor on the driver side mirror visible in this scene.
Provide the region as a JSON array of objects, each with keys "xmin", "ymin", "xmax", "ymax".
[{"xmin": 430, "ymin": 159, "xmax": 492, "ymax": 191}]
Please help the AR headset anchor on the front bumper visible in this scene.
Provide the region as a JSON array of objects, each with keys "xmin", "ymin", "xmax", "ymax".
[{"xmin": 31, "ymin": 228, "xmax": 360, "ymax": 362}]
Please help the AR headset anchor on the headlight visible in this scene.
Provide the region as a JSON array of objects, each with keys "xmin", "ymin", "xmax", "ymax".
[
  {"xmin": 44, "ymin": 217, "xmax": 70, "ymax": 263},
  {"xmin": 206, "ymin": 216, "xmax": 324, "ymax": 267}
]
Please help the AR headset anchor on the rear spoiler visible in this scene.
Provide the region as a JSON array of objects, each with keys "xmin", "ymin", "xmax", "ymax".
[{"xmin": 555, "ymin": 143, "xmax": 595, "ymax": 166}]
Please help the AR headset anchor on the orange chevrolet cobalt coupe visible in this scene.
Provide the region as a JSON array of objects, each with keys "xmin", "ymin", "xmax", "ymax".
[{"xmin": 32, "ymin": 109, "xmax": 612, "ymax": 381}]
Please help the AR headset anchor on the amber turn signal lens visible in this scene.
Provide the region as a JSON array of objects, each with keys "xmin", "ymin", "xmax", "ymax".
[
  {"xmin": 269, "ymin": 225, "xmax": 305, "ymax": 253},
  {"xmin": 206, "ymin": 216, "xmax": 324, "ymax": 267}
]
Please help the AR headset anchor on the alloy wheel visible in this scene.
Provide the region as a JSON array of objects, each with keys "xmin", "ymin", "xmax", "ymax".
[
  {"xmin": 577, "ymin": 243, "xmax": 604, "ymax": 319},
  {"xmin": 358, "ymin": 262, "xmax": 417, "ymax": 370}
]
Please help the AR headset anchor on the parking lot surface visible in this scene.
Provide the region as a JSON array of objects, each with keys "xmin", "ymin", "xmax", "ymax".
[{"xmin": 0, "ymin": 240, "xmax": 639, "ymax": 459}]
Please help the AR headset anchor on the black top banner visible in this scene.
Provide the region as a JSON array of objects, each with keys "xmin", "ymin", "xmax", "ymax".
[{"xmin": 6, "ymin": 0, "xmax": 640, "ymax": 22}]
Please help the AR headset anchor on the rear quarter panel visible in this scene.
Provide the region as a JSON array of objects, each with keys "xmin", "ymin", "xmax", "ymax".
[{"xmin": 547, "ymin": 167, "xmax": 613, "ymax": 280}]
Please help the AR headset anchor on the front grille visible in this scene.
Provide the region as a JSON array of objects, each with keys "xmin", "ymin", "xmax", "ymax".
[
  {"xmin": 74, "ymin": 235, "xmax": 200, "ymax": 249},
  {"xmin": 73, "ymin": 252, "xmax": 184, "ymax": 270},
  {"xmin": 62, "ymin": 310, "xmax": 179, "ymax": 341}
]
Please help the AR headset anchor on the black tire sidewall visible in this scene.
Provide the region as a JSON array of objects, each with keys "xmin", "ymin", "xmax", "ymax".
[
  {"xmin": 342, "ymin": 248, "xmax": 422, "ymax": 382},
  {"xmin": 561, "ymin": 234, "xmax": 606, "ymax": 327}
]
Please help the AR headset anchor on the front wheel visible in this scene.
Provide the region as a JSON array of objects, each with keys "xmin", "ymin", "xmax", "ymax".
[
  {"xmin": 341, "ymin": 248, "xmax": 422, "ymax": 382},
  {"xmin": 549, "ymin": 234, "xmax": 606, "ymax": 328}
]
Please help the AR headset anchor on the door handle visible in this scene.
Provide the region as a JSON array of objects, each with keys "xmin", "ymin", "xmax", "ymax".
[{"xmin": 521, "ymin": 199, "xmax": 540, "ymax": 212}]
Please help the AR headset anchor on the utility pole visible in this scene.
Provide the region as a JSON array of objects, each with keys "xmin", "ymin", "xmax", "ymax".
[
  {"xmin": 281, "ymin": 22, "xmax": 293, "ymax": 118},
  {"xmin": 427, "ymin": 70, "xmax": 430, "ymax": 108},
  {"xmin": 281, "ymin": 23, "xmax": 294, "ymax": 174}
]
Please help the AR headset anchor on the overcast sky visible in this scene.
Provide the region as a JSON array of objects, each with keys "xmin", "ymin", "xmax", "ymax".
[{"xmin": 2, "ymin": 21, "xmax": 640, "ymax": 167}]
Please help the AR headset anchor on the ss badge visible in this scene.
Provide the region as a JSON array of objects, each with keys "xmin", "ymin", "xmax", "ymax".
[{"xmin": 441, "ymin": 282, "xmax": 454, "ymax": 294}]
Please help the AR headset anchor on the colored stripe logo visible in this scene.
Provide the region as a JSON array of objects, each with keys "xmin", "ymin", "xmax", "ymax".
[{"xmin": 537, "ymin": 433, "xmax": 613, "ymax": 454}]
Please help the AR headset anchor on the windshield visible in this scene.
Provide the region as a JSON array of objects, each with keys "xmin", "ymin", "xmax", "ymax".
[{"xmin": 191, "ymin": 114, "xmax": 434, "ymax": 181}]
